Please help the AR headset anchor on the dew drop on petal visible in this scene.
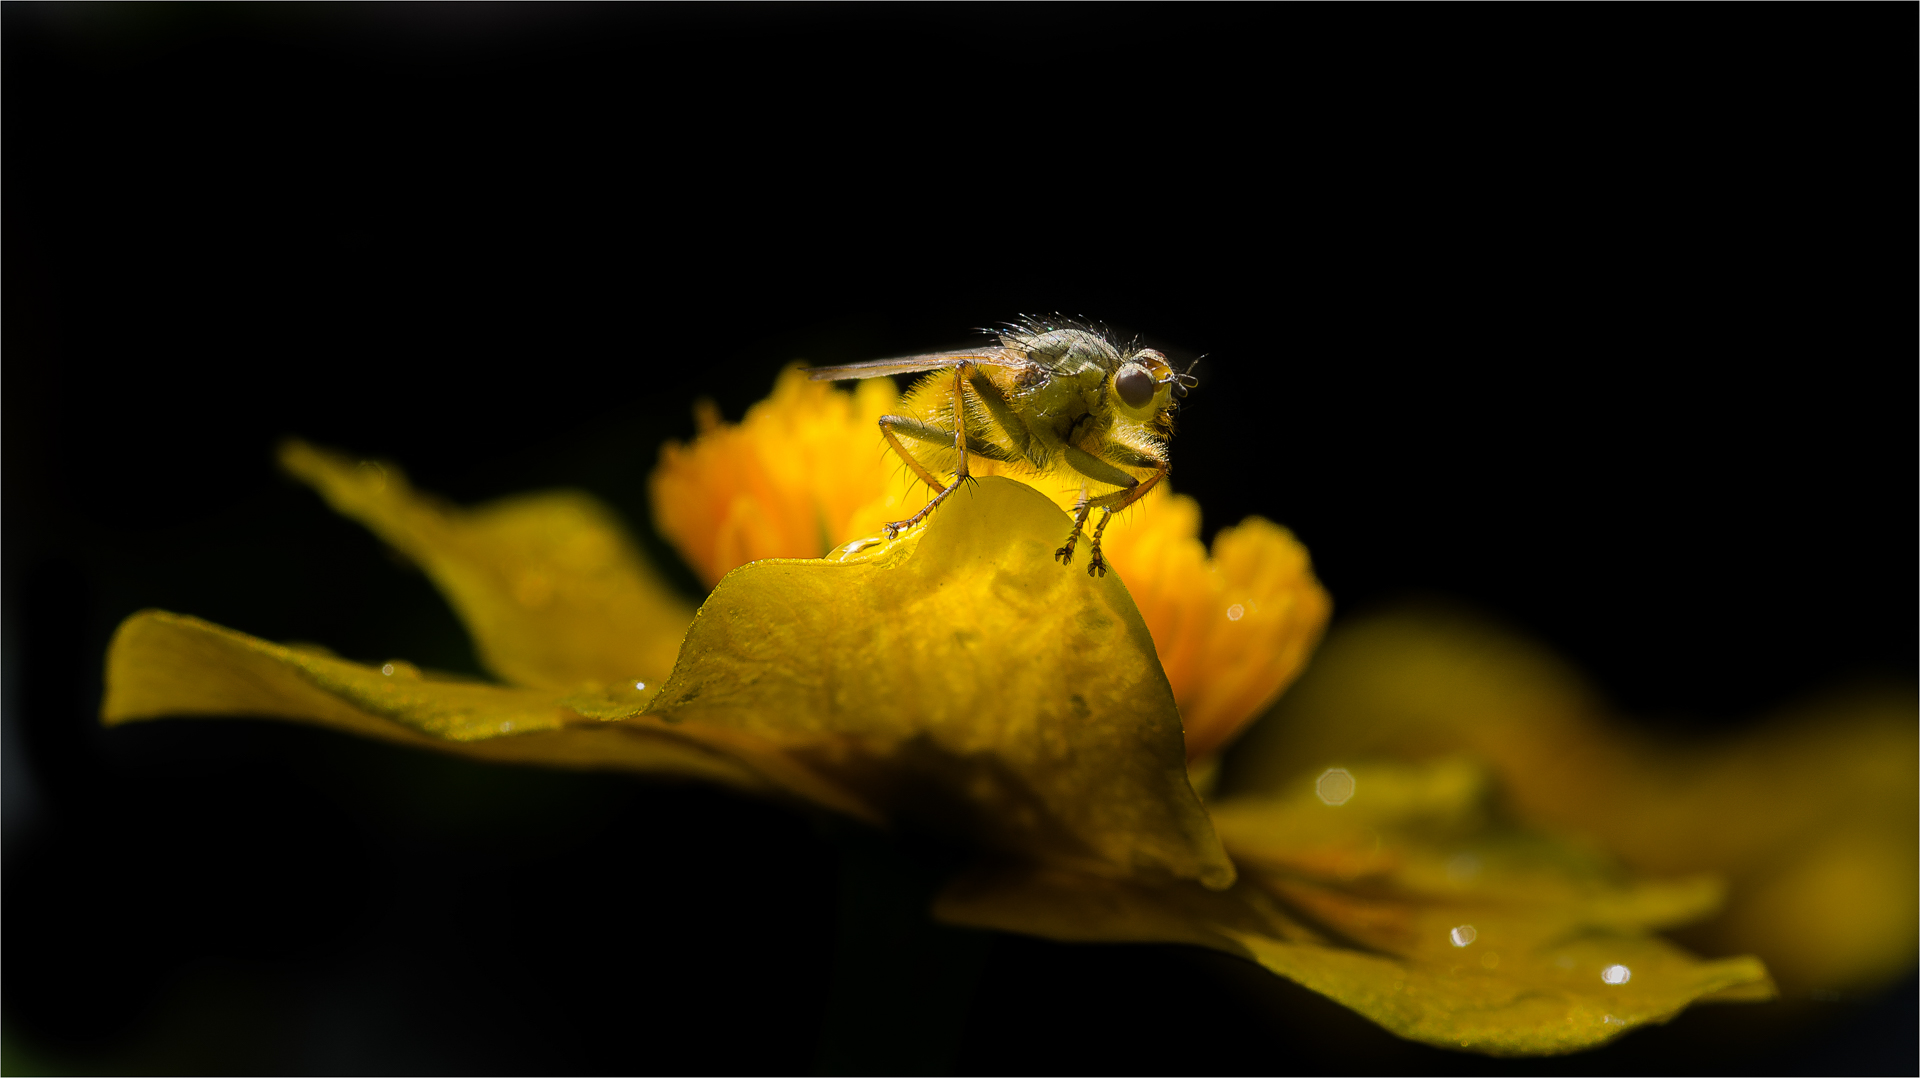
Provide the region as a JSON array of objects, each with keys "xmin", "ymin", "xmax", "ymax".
[
  {"xmin": 1602, "ymin": 964, "xmax": 1631, "ymax": 985},
  {"xmin": 1316, "ymin": 768, "xmax": 1355, "ymax": 805},
  {"xmin": 827, "ymin": 536, "xmax": 886, "ymax": 561},
  {"xmin": 1450, "ymin": 924, "xmax": 1478, "ymax": 947}
]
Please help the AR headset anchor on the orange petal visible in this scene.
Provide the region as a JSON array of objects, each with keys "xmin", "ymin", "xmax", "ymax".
[
  {"xmin": 649, "ymin": 366, "xmax": 902, "ymax": 587},
  {"xmin": 1101, "ymin": 493, "xmax": 1332, "ymax": 760}
]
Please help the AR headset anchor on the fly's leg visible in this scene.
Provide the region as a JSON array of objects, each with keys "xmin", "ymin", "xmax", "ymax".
[
  {"xmin": 966, "ymin": 370, "xmax": 1033, "ymax": 459},
  {"xmin": 1086, "ymin": 509, "xmax": 1116, "ymax": 577},
  {"xmin": 1069, "ymin": 454, "xmax": 1170, "ymax": 577},
  {"xmin": 879, "ymin": 418, "xmax": 946, "ymax": 493},
  {"xmin": 876, "ymin": 366, "xmax": 976, "ymax": 539},
  {"xmin": 1055, "ymin": 493, "xmax": 1093, "ymax": 566}
]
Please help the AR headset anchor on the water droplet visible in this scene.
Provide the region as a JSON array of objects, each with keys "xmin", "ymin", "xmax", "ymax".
[
  {"xmin": 355, "ymin": 460, "xmax": 388, "ymax": 492},
  {"xmin": 1315, "ymin": 768, "xmax": 1355, "ymax": 805},
  {"xmin": 1601, "ymin": 964, "xmax": 1631, "ymax": 985},
  {"xmin": 827, "ymin": 535, "xmax": 886, "ymax": 561},
  {"xmin": 1225, "ymin": 603, "xmax": 1245, "ymax": 621},
  {"xmin": 1450, "ymin": 924, "xmax": 1478, "ymax": 947},
  {"xmin": 381, "ymin": 663, "xmax": 396, "ymax": 676}
]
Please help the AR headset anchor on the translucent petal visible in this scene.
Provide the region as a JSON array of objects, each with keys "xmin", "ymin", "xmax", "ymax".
[
  {"xmin": 938, "ymin": 756, "xmax": 1772, "ymax": 1056},
  {"xmin": 281, "ymin": 440, "xmax": 694, "ymax": 690},
  {"xmin": 1225, "ymin": 609, "xmax": 1919, "ymax": 994},
  {"xmin": 648, "ymin": 476, "xmax": 1236, "ymax": 889}
]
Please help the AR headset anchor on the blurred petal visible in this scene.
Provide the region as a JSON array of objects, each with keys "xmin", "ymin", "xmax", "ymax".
[
  {"xmin": 1225, "ymin": 609, "xmax": 1918, "ymax": 994},
  {"xmin": 1230, "ymin": 928, "xmax": 1766, "ymax": 1056},
  {"xmin": 648, "ymin": 476, "xmax": 1236, "ymax": 889},
  {"xmin": 1099, "ymin": 493, "xmax": 1330, "ymax": 760},
  {"xmin": 1209, "ymin": 760, "xmax": 1729, "ymax": 952},
  {"xmin": 281, "ymin": 441, "xmax": 694, "ymax": 690},
  {"xmin": 649, "ymin": 365, "xmax": 909, "ymax": 587},
  {"xmin": 939, "ymin": 756, "xmax": 1771, "ymax": 1056}
]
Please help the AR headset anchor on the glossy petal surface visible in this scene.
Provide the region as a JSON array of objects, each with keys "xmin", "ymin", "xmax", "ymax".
[
  {"xmin": 938, "ymin": 757, "xmax": 1771, "ymax": 1055},
  {"xmin": 282, "ymin": 441, "xmax": 694, "ymax": 690},
  {"xmin": 648, "ymin": 476, "xmax": 1236, "ymax": 889}
]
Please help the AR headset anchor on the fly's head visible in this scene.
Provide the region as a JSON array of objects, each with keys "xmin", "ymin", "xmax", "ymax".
[{"xmin": 1109, "ymin": 348, "xmax": 1195, "ymax": 425}]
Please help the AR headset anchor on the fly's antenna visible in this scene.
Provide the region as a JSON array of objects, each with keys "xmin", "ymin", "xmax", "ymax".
[{"xmin": 1173, "ymin": 356, "xmax": 1202, "ymax": 397}]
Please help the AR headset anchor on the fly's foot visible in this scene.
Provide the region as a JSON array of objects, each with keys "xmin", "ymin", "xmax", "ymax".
[
  {"xmin": 1086, "ymin": 545, "xmax": 1107, "ymax": 577},
  {"xmin": 1055, "ymin": 534, "xmax": 1078, "ymax": 565},
  {"xmin": 883, "ymin": 520, "xmax": 906, "ymax": 541}
]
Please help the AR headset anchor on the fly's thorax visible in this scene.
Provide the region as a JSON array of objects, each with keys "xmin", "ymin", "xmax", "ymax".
[
  {"xmin": 1016, "ymin": 362, "xmax": 1108, "ymax": 439},
  {"xmin": 1006, "ymin": 328, "xmax": 1121, "ymax": 377}
]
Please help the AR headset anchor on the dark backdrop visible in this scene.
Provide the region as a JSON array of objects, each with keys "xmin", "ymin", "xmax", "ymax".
[{"xmin": 5, "ymin": 5, "xmax": 1913, "ymax": 1074}]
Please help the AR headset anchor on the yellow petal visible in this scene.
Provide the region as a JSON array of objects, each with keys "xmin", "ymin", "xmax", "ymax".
[
  {"xmin": 649, "ymin": 366, "xmax": 907, "ymax": 587},
  {"xmin": 938, "ymin": 756, "xmax": 1772, "ymax": 1056},
  {"xmin": 100, "ymin": 609, "xmax": 879, "ymax": 821},
  {"xmin": 1098, "ymin": 493, "xmax": 1330, "ymax": 760},
  {"xmin": 938, "ymin": 867, "xmax": 1767, "ymax": 1056},
  {"xmin": 280, "ymin": 440, "xmax": 694, "ymax": 690},
  {"xmin": 647, "ymin": 475, "xmax": 1236, "ymax": 889},
  {"xmin": 1226, "ymin": 608, "xmax": 1919, "ymax": 995},
  {"xmin": 1208, "ymin": 761, "xmax": 1728, "ymax": 954},
  {"xmin": 1231, "ymin": 928, "xmax": 1767, "ymax": 1056}
]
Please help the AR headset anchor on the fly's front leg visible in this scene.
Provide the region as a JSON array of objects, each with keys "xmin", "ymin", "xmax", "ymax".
[
  {"xmin": 1055, "ymin": 492, "xmax": 1093, "ymax": 566},
  {"xmin": 1058, "ymin": 441, "xmax": 1169, "ymax": 576},
  {"xmin": 1082, "ymin": 460, "xmax": 1169, "ymax": 576}
]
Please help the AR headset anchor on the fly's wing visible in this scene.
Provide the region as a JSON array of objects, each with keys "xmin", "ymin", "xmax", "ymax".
[{"xmin": 805, "ymin": 346, "xmax": 1032, "ymax": 382}]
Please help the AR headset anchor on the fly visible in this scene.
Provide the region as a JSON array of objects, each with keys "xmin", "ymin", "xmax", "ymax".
[{"xmin": 806, "ymin": 315, "xmax": 1197, "ymax": 576}]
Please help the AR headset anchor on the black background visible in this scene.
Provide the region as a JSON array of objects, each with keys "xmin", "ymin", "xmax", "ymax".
[{"xmin": 4, "ymin": 4, "xmax": 1914, "ymax": 1074}]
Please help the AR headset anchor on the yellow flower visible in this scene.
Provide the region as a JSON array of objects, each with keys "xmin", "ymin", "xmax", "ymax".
[
  {"xmin": 101, "ymin": 367, "xmax": 1782, "ymax": 1055},
  {"xmin": 649, "ymin": 367, "xmax": 1333, "ymax": 764}
]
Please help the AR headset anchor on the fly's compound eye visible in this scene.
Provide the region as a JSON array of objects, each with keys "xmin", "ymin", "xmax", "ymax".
[{"xmin": 1115, "ymin": 364, "xmax": 1158, "ymax": 409}]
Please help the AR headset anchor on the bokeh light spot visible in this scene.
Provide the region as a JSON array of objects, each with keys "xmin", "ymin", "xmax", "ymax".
[{"xmin": 1316, "ymin": 768, "xmax": 1355, "ymax": 805}]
